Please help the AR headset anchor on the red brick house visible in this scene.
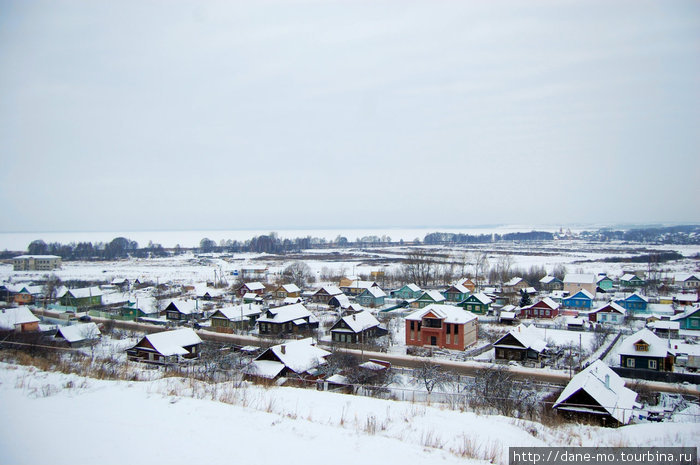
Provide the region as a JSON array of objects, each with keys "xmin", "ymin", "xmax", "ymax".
[
  {"xmin": 521, "ymin": 297, "xmax": 560, "ymax": 319},
  {"xmin": 405, "ymin": 304, "xmax": 478, "ymax": 351}
]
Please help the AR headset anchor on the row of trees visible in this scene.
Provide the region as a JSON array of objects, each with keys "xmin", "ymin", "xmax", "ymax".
[
  {"xmin": 423, "ymin": 231, "xmax": 555, "ymax": 245},
  {"xmin": 27, "ymin": 238, "xmax": 168, "ymax": 260}
]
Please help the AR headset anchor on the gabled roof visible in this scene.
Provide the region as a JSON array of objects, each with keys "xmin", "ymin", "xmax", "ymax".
[
  {"xmin": 359, "ymin": 287, "xmax": 386, "ymax": 299},
  {"xmin": 314, "ymin": 285, "xmax": 342, "ymax": 296},
  {"xmin": 617, "ymin": 292, "xmax": 648, "ymax": 303},
  {"xmin": 333, "ymin": 310, "xmax": 381, "ymax": 333},
  {"xmin": 166, "ymin": 299, "xmax": 200, "ymax": 315},
  {"xmin": 212, "ymin": 304, "xmax": 263, "ymax": 321},
  {"xmin": 553, "ymin": 360, "xmax": 637, "ymax": 425},
  {"xmin": 56, "ymin": 323, "xmax": 101, "ymax": 343},
  {"xmin": 405, "ymin": 304, "xmax": 477, "ymax": 324},
  {"xmin": 671, "ymin": 306, "xmax": 700, "ymax": 321},
  {"xmin": 59, "ymin": 286, "xmax": 102, "ymax": 299},
  {"xmin": 565, "ymin": 289, "xmax": 594, "ymax": 300},
  {"xmin": 465, "ymin": 292, "xmax": 492, "ymax": 305},
  {"xmin": 402, "ymin": 283, "xmax": 421, "ymax": 292},
  {"xmin": 344, "ymin": 280, "xmax": 377, "ymax": 289},
  {"xmin": 418, "ymin": 290, "xmax": 446, "ymax": 302},
  {"xmin": 589, "ymin": 301, "xmax": 627, "ymax": 315},
  {"xmin": 143, "ymin": 328, "xmax": 202, "ymax": 356},
  {"xmin": 257, "ymin": 303, "xmax": 316, "ymax": 324},
  {"xmin": 618, "ymin": 328, "xmax": 674, "ymax": 358},
  {"xmin": 504, "ymin": 277, "xmax": 524, "ymax": 287},
  {"xmin": 675, "ymin": 273, "xmax": 699, "ymax": 283},
  {"xmin": 253, "ymin": 338, "xmax": 330, "ymax": 375},
  {"xmin": 0, "ymin": 307, "xmax": 39, "ymax": 330},
  {"xmin": 278, "ymin": 284, "xmax": 301, "ymax": 294},
  {"xmin": 242, "ymin": 282, "xmax": 266, "ymax": 291},
  {"xmin": 494, "ymin": 324, "xmax": 547, "ymax": 353},
  {"xmin": 564, "ymin": 274, "xmax": 596, "ymax": 284},
  {"xmin": 329, "ymin": 294, "xmax": 351, "ymax": 308},
  {"xmin": 597, "ymin": 275, "xmax": 613, "ymax": 283},
  {"xmin": 445, "ymin": 283, "xmax": 470, "ymax": 294},
  {"xmin": 532, "ymin": 297, "xmax": 560, "ymax": 310},
  {"xmin": 620, "ymin": 274, "xmax": 643, "ymax": 282},
  {"xmin": 539, "ymin": 275, "xmax": 559, "ymax": 284}
]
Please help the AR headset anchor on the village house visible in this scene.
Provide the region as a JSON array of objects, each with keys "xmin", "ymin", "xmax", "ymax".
[
  {"xmin": 405, "ymin": 304, "xmax": 478, "ymax": 351},
  {"xmin": 55, "ymin": 322, "xmax": 101, "ymax": 347},
  {"xmin": 442, "ymin": 283, "xmax": 470, "ymax": 302},
  {"xmin": 237, "ymin": 282, "xmax": 266, "ymax": 298},
  {"xmin": 209, "ymin": 304, "xmax": 263, "ymax": 333},
  {"xmin": 310, "ymin": 285, "xmax": 343, "ymax": 304},
  {"xmin": 539, "ymin": 275, "xmax": 563, "ymax": 291},
  {"xmin": 562, "ymin": 289, "xmax": 594, "ymax": 311},
  {"xmin": 392, "ymin": 283, "xmax": 422, "ymax": 300},
  {"xmin": 12, "ymin": 285, "xmax": 43, "ymax": 305},
  {"xmin": 597, "ymin": 275, "xmax": 614, "ymax": 292},
  {"xmin": 493, "ymin": 324, "xmax": 547, "ymax": 362},
  {"xmin": 618, "ymin": 328, "xmax": 675, "ymax": 372},
  {"xmin": 356, "ymin": 287, "xmax": 386, "ymax": 308},
  {"xmin": 239, "ymin": 265, "xmax": 268, "ymax": 281},
  {"xmin": 58, "ymin": 287, "xmax": 103, "ymax": 309},
  {"xmin": 521, "ymin": 297, "xmax": 560, "ymax": 319},
  {"xmin": 620, "ymin": 273, "xmax": 645, "ymax": 289},
  {"xmin": 614, "ymin": 292, "xmax": 648, "ymax": 314},
  {"xmin": 273, "ymin": 284, "xmax": 301, "ymax": 299},
  {"xmin": 247, "ymin": 338, "xmax": 330, "ymax": 381},
  {"xmin": 458, "ymin": 292, "xmax": 492, "ymax": 315},
  {"xmin": 502, "ymin": 277, "xmax": 529, "ymax": 295},
  {"xmin": 670, "ymin": 306, "xmax": 700, "ymax": 330},
  {"xmin": 340, "ymin": 280, "xmax": 379, "ymax": 297},
  {"xmin": 455, "ymin": 278, "xmax": 476, "ymax": 293},
  {"xmin": 126, "ymin": 328, "xmax": 202, "ymax": 364},
  {"xmin": 0, "ymin": 306, "xmax": 40, "ymax": 333},
  {"xmin": 329, "ymin": 310, "xmax": 386, "ymax": 344},
  {"xmin": 563, "ymin": 273, "xmax": 597, "ymax": 295},
  {"xmin": 674, "ymin": 273, "xmax": 700, "ymax": 290},
  {"xmin": 411, "ymin": 290, "xmax": 446, "ymax": 308},
  {"xmin": 162, "ymin": 299, "xmax": 202, "ymax": 322},
  {"xmin": 256, "ymin": 303, "xmax": 319, "ymax": 336},
  {"xmin": 553, "ymin": 360, "xmax": 637, "ymax": 426},
  {"xmin": 585, "ymin": 302, "xmax": 627, "ymax": 325}
]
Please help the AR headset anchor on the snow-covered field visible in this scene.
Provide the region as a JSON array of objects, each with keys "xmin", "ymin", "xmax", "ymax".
[{"xmin": 0, "ymin": 362, "xmax": 696, "ymax": 465}]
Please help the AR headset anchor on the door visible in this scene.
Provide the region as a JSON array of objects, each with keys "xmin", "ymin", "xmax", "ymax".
[{"xmin": 430, "ymin": 336, "xmax": 437, "ymax": 346}]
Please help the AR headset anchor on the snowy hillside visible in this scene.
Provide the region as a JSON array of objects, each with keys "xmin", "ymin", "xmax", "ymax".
[{"xmin": 0, "ymin": 363, "xmax": 696, "ymax": 465}]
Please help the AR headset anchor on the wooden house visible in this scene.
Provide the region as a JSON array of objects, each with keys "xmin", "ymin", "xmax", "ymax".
[
  {"xmin": 521, "ymin": 297, "xmax": 560, "ymax": 319},
  {"xmin": 458, "ymin": 292, "xmax": 492, "ymax": 315},
  {"xmin": 356, "ymin": 287, "xmax": 386, "ymax": 308},
  {"xmin": 405, "ymin": 304, "xmax": 478, "ymax": 351},
  {"xmin": 411, "ymin": 290, "xmax": 446, "ymax": 309},
  {"xmin": 671, "ymin": 307, "xmax": 700, "ymax": 330},
  {"xmin": 256, "ymin": 303, "xmax": 319, "ymax": 336},
  {"xmin": 209, "ymin": 304, "xmax": 263, "ymax": 333},
  {"xmin": 562, "ymin": 290, "xmax": 594, "ymax": 310},
  {"xmin": 273, "ymin": 284, "xmax": 301, "ymax": 299},
  {"xmin": 162, "ymin": 300, "xmax": 202, "ymax": 322},
  {"xmin": 311, "ymin": 285, "xmax": 343, "ymax": 304},
  {"xmin": 618, "ymin": 329, "xmax": 675, "ymax": 372},
  {"xmin": 247, "ymin": 338, "xmax": 330, "ymax": 381},
  {"xmin": 614, "ymin": 292, "xmax": 648, "ymax": 314},
  {"xmin": 455, "ymin": 278, "xmax": 476, "ymax": 293},
  {"xmin": 442, "ymin": 283, "xmax": 470, "ymax": 302},
  {"xmin": 0, "ymin": 306, "xmax": 40, "ymax": 333},
  {"xmin": 58, "ymin": 287, "xmax": 103, "ymax": 309},
  {"xmin": 620, "ymin": 273, "xmax": 645, "ymax": 289},
  {"xmin": 597, "ymin": 275, "xmax": 614, "ymax": 292},
  {"xmin": 393, "ymin": 284, "xmax": 422, "ymax": 300},
  {"xmin": 674, "ymin": 273, "xmax": 700, "ymax": 290},
  {"xmin": 502, "ymin": 277, "xmax": 529, "ymax": 295},
  {"xmin": 553, "ymin": 360, "xmax": 637, "ymax": 426},
  {"xmin": 13, "ymin": 285, "xmax": 42, "ymax": 305},
  {"xmin": 237, "ymin": 282, "xmax": 266, "ymax": 298},
  {"xmin": 493, "ymin": 324, "xmax": 547, "ymax": 362},
  {"xmin": 126, "ymin": 328, "xmax": 202, "ymax": 364},
  {"xmin": 539, "ymin": 275, "xmax": 563, "ymax": 291},
  {"xmin": 585, "ymin": 302, "xmax": 626, "ymax": 324},
  {"xmin": 330, "ymin": 310, "xmax": 386, "ymax": 344},
  {"xmin": 55, "ymin": 322, "xmax": 101, "ymax": 347},
  {"xmin": 340, "ymin": 280, "xmax": 379, "ymax": 297}
]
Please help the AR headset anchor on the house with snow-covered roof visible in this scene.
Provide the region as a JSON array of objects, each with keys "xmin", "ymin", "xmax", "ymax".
[
  {"xmin": 0, "ymin": 306, "xmax": 40, "ymax": 333},
  {"xmin": 553, "ymin": 360, "xmax": 637, "ymax": 426},
  {"xmin": 55, "ymin": 322, "xmax": 101, "ymax": 347},
  {"xmin": 209, "ymin": 304, "xmax": 263, "ymax": 333},
  {"xmin": 671, "ymin": 306, "xmax": 700, "ymax": 330},
  {"xmin": 356, "ymin": 286, "xmax": 386, "ymax": 308},
  {"xmin": 620, "ymin": 273, "xmax": 645, "ymax": 289},
  {"xmin": 674, "ymin": 273, "xmax": 700, "ymax": 290},
  {"xmin": 58, "ymin": 287, "xmax": 102, "ymax": 308},
  {"xmin": 330, "ymin": 310, "xmax": 386, "ymax": 344},
  {"xmin": 162, "ymin": 299, "xmax": 202, "ymax": 322},
  {"xmin": 521, "ymin": 297, "xmax": 560, "ymax": 319},
  {"xmin": 127, "ymin": 328, "xmax": 202, "ymax": 364},
  {"xmin": 393, "ymin": 284, "xmax": 422, "ymax": 300},
  {"xmin": 405, "ymin": 304, "xmax": 478, "ymax": 350},
  {"xmin": 502, "ymin": 277, "xmax": 529, "ymax": 294},
  {"xmin": 618, "ymin": 328, "xmax": 675, "ymax": 372},
  {"xmin": 493, "ymin": 324, "xmax": 547, "ymax": 362},
  {"xmin": 247, "ymin": 338, "xmax": 330, "ymax": 381},
  {"xmin": 411, "ymin": 290, "xmax": 446, "ymax": 309},
  {"xmin": 237, "ymin": 282, "xmax": 266, "ymax": 298},
  {"xmin": 442, "ymin": 283, "xmax": 470, "ymax": 302},
  {"xmin": 562, "ymin": 289, "xmax": 594, "ymax": 310},
  {"xmin": 597, "ymin": 275, "xmax": 614, "ymax": 292},
  {"xmin": 614, "ymin": 292, "xmax": 648, "ymax": 314},
  {"xmin": 340, "ymin": 280, "xmax": 379, "ymax": 296},
  {"xmin": 539, "ymin": 275, "xmax": 563, "ymax": 291},
  {"xmin": 273, "ymin": 284, "xmax": 301, "ymax": 299},
  {"xmin": 458, "ymin": 292, "xmax": 492, "ymax": 315},
  {"xmin": 256, "ymin": 303, "xmax": 319, "ymax": 336},
  {"xmin": 311, "ymin": 285, "xmax": 343, "ymax": 304},
  {"xmin": 584, "ymin": 302, "xmax": 626, "ymax": 325},
  {"xmin": 563, "ymin": 274, "xmax": 597, "ymax": 295}
]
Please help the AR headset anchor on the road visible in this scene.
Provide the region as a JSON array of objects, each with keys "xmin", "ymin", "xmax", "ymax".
[{"xmin": 32, "ymin": 308, "xmax": 700, "ymax": 396}]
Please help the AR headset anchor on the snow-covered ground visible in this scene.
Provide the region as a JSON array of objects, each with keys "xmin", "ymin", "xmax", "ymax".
[{"xmin": 0, "ymin": 362, "xmax": 696, "ymax": 465}]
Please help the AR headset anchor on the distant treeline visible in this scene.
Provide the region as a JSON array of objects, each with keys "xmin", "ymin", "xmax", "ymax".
[
  {"xmin": 599, "ymin": 251, "xmax": 684, "ymax": 263},
  {"xmin": 580, "ymin": 225, "xmax": 700, "ymax": 245},
  {"xmin": 24, "ymin": 238, "xmax": 168, "ymax": 260},
  {"xmin": 423, "ymin": 231, "xmax": 554, "ymax": 245}
]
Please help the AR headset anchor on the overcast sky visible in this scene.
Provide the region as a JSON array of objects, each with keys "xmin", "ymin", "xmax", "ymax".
[{"xmin": 1, "ymin": 0, "xmax": 699, "ymax": 233}]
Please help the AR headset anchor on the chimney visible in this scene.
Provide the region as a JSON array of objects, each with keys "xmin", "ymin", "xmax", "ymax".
[
  {"xmin": 352, "ymin": 314, "xmax": 356, "ymax": 321},
  {"xmin": 281, "ymin": 345, "xmax": 286, "ymax": 354}
]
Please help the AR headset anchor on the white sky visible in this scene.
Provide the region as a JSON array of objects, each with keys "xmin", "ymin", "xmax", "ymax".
[{"xmin": 1, "ymin": 0, "xmax": 699, "ymax": 233}]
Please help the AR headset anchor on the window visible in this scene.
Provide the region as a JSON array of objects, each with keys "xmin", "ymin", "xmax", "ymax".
[
  {"xmin": 649, "ymin": 360, "xmax": 657, "ymax": 370},
  {"xmin": 446, "ymin": 324, "xmax": 451, "ymax": 334},
  {"xmin": 454, "ymin": 325, "xmax": 459, "ymax": 335},
  {"xmin": 634, "ymin": 342, "xmax": 649, "ymax": 352},
  {"xmin": 410, "ymin": 321, "xmax": 415, "ymax": 330},
  {"xmin": 423, "ymin": 318, "xmax": 442, "ymax": 328},
  {"xmin": 626, "ymin": 358, "xmax": 635, "ymax": 368}
]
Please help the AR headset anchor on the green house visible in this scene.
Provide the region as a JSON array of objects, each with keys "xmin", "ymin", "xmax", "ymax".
[
  {"xmin": 618, "ymin": 329, "xmax": 674, "ymax": 372},
  {"xmin": 620, "ymin": 273, "xmax": 645, "ymax": 288},
  {"xmin": 597, "ymin": 275, "xmax": 614, "ymax": 291},
  {"xmin": 59, "ymin": 287, "xmax": 103, "ymax": 308},
  {"xmin": 442, "ymin": 284, "xmax": 470, "ymax": 302},
  {"xmin": 393, "ymin": 284, "xmax": 422, "ymax": 300},
  {"xmin": 671, "ymin": 307, "xmax": 700, "ymax": 330},
  {"xmin": 458, "ymin": 293, "xmax": 492, "ymax": 315},
  {"xmin": 412, "ymin": 290, "xmax": 446, "ymax": 309}
]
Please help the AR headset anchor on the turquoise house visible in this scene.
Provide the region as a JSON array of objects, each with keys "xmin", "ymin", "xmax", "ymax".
[
  {"xmin": 357, "ymin": 287, "xmax": 387, "ymax": 308},
  {"xmin": 597, "ymin": 275, "xmax": 614, "ymax": 291},
  {"xmin": 442, "ymin": 284, "xmax": 470, "ymax": 302},
  {"xmin": 393, "ymin": 284, "xmax": 422, "ymax": 300},
  {"xmin": 670, "ymin": 307, "xmax": 700, "ymax": 330},
  {"xmin": 620, "ymin": 274, "xmax": 645, "ymax": 288},
  {"xmin": 562, "ymin": 290, "xmax": 594, "ymax": 310}
]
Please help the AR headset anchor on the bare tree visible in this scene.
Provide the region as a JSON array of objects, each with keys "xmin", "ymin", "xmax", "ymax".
[
  {"xmin": 471, "ymin": 251, "xmax": 490, "ymax": 290},
  {"xmin": 495, "ymin": 253, "xmax": 514, "ymax": 283},
  {"xmin": 403, "ymin": 250, "xmax": 436, "ymax": 287},
  {"xmin": 412, "ymin": 360, "xmax": 454, "ymax": 394},
  {"xmin": 282, "ymin": 261, "xmax": 314, "ymax": 288}
]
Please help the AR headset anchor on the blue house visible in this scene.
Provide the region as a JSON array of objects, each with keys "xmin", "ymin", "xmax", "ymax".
[
  {"xmin": 356, "ymin": 287, "xmax": 387, "ymax": 308},
  {"xmin": 562, "ymin": 290, "xmax": 594, "ymax": 310},
  {"xmin": 615, "ymin": 292, "xmax": 648, "ymax": 314},
  {"xmin": 671, "ymin": 307, "xmax": 700, "ymax": 330}
]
